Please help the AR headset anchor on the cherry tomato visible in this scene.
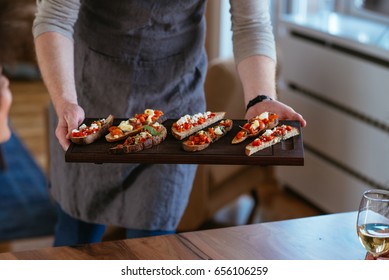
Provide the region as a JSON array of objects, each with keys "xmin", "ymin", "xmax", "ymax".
[
  {"xmin": 252, "ymin": 139, "xmax": 262, "ymax": 146},
  {"xmin": 236, "ymin": 131, "xmax": 246, "ymax": 139}
]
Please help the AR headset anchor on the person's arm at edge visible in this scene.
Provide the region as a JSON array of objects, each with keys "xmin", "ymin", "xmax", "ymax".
[
  {"xmin": 34, "ymin": 33, "xmax": 84, "ymax": 150},
  {"xmin": 33, "ymin": 0, "xmax": 83, "ymax": 150},
  {"xmin": 237, "ymin": 55, "xmax": 306, "ymax": 127},
  {"xmin": 230, "ymin": 0, "xmax": 306, "ymax": 127}
]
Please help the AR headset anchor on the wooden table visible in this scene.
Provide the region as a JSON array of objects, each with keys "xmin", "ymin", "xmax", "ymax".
[{"xmin": 0, "ymin": 212, "xmax": 366, "ymax": 260}]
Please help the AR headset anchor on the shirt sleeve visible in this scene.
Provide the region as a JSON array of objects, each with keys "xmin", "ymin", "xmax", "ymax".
[
  {"xmin": 33, "ymin": 0, "xmax": 80, "ymax": 40},
  {"xmin": 230, "ymin": 0, "xmax": 277, "ymax": 64}
]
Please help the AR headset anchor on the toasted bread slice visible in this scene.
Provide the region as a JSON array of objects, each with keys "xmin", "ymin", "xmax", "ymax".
[
  {"xmin": 232, "ymin": 112, "xmax": 278, "ymax": 144},
  {"xmin": 182, "ymin": 119, "xmax": 233, "ymax": 152},
  {"xmin": 105, "ymin": 109, "xmax": 165, "ymax": 142},
  {"xmin": 245, "ymin": 125, "xmax": 299, "ymax": 156},
  {"xmin": 105, "ymin": 125, "xmax": 142, "ymax": 142},
  {"xmin": 109, "ymin": 123, "xmax": 167, "ymax": 154},
  {"xmin": 171, "ymin": 111, "xmax": 226, "ymax": 140},
  {"xmin": 182, "ymin": 131, "xmax": 211, "ymax": 152},
  {"xmin": 70, "ymin": 114, "xmax": 114, "ymax": 145}
]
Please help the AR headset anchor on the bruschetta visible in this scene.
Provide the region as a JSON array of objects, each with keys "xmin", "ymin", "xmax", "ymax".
[
  {"xmin": 171, "ymin": 111, "xmax": 226, "ymax": 140},
  {"xmin": 182, "ymin": 119, "xmax": 233, "ymax": 152},
  {"xmin": 70, "ymin": 114, "xmax": 114, "ymax": 145},
  {"xmin": 110, "ymin": 122, "xmax": 167, "ymax": 154},
  {"xmin": 105, "ymin": 109, "xmax": 164, "ymax": 142},
  {"xmin": 245, "ymin": 124, "xmax": 300, "ymax": 156},
  {"xmin": 232, "ymin": 112, "xmax": 278, "ymax": 144}
]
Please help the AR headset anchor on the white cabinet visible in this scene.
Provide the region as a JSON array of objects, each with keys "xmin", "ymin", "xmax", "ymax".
[{"xmin": 276, "ymin": 17, "xmax": 389, "ymax": 213}]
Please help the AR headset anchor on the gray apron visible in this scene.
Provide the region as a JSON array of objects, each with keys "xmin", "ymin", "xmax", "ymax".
[{"xmin": 49, "ymin": 0, "xmax": 207, "ymax": 230}]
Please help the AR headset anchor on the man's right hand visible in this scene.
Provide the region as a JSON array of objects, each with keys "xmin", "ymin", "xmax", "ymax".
[{"xmin": 55, "ymin": 102, "xmax": 85, "ymax": 151}]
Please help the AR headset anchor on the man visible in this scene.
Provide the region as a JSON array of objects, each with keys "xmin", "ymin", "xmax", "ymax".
[
  {"xmin": 0, "ymin": 0, "xmax": 15, "ymax": 143},
  {"xmin": 0, "ymin": 69, "xmax": 12, "ymax": 143},
  {"xmin": 33, "ymin": 0, "xmax": 306, "ymax": 246}
]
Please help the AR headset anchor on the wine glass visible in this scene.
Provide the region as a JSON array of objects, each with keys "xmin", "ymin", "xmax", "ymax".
[{"xmin": 357, "ymin": 189, "xmax": 389, "ymax": 258}]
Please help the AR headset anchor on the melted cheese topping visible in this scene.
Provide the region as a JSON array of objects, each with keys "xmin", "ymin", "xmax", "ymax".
[
  {"xmin": 118, "ymin": 120, "xmax": 134, "ymax": 132},
  {"xmin": 250, "ymin": 119, "xmax": 260, "ymax": 130},
  {"xmin": 176, "ymin": 111, "xmax": 212, "ymax": 126},
  {"xmin": 263, "ymin": 129, "xmax": 273, "ymax": 137},
  {"xmin": 145, "ymin": 109, "xmax": 155, "ymax": 123},
  {"xmin": 258, "ymin": 112, "xmax": 269, "ymax": 120},
  {"xmin": 214, "ymin": 126, "xmax": 224, "ymax": 135}
]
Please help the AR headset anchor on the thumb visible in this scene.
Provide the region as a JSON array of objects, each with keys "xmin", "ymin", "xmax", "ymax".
[
  {"xmin": 64, "ymin": 113, "xmax": 83, "ymax": 139},
  {"xmin": 63, "ymin": 105, "xmax": 85, "ymax": 139},
  {"xmin": 55, "ymin": 104, "xmax": 85, "ymax": 151}
]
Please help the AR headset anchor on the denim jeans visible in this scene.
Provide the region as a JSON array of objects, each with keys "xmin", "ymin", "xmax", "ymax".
[{"xmin": 54, "ymin": 204, "xmax": 175, "ymax": 247}]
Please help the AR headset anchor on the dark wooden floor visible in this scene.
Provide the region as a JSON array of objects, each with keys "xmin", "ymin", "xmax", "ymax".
[{"xmin": 0, "ymin": 79, "xmax": 323, "ymax": 253}]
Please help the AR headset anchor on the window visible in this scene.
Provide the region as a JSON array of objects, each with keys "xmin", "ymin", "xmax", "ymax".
[
  {"xmin": 219, "ymin": 0, "xmax": 233, "ymax": 59},
  {"xmin": 349, "ymin": 0, "xmax": 389, "ymax": 24},
  {"xmin": 282, "ymin": 0, "xmax": 389, "ymax": 24},
  {"xmin": 278, "ymin": 0, "xmax": 389, "ymax": 51}
]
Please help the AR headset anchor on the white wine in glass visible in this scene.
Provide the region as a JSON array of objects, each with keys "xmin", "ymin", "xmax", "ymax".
[{"xmin": 357, "ymin": 189, "xmax": 389, "ymax": 258}]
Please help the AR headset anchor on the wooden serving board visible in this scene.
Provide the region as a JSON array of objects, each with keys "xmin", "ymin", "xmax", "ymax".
[{"xmin": 65, "ymin": 119, "xmax": 304, "ymax": 166}]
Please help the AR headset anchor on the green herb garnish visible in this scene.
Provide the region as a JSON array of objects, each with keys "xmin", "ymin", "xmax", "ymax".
[{"xmin": 142, "ymin": 125, "xmax": 161, "ymax": 136}]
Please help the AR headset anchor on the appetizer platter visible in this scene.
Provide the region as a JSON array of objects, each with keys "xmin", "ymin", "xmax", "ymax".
[{"xmin": 65, "ymin": 110, "xmax": 304, "ymax": 166}]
